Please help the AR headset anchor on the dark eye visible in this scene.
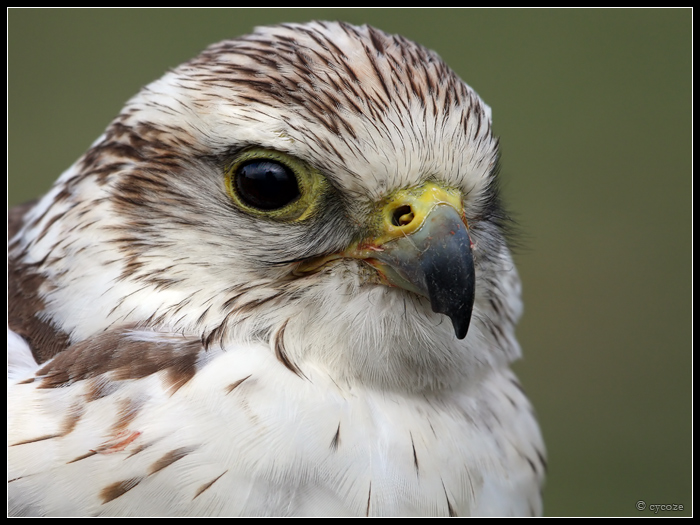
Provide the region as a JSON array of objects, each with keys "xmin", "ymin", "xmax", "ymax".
[
  {"xmin": 225, "ymin": 148, "xmax": 328, "ymax": 222},
  {"xmin": 235, "ymin": 160, "xmax": 300, "ymax": 210}
]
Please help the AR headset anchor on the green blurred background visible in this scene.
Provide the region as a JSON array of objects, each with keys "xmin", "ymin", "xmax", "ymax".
[{"xmin": 8, "ymin": 9, "xmax": 691, "ymax": 516}]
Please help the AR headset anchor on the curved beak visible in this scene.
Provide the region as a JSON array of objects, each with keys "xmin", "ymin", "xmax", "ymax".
[
  {"xmin": 298, "ymin": 182, "xmax": 475, "ymax": 339},
  {"xmin": 369, "ymin": 203, "xmax": 475, "ymax": 339}
]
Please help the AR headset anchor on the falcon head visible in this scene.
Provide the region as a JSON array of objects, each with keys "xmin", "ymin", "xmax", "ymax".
[{"xmin": 10, "ymin": 21, "xmax": 522, "ymax": 392}]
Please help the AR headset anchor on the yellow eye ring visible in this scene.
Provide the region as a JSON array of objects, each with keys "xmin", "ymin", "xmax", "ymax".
[{"xmin": 225, "ymin": 149, "xmax": 328, "ymax": 222}]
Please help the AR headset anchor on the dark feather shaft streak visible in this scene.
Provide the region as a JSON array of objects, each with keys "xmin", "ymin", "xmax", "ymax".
[
  {"xmin": 193, "ymin": 471, "xmax": 228, "ymax": 500},
  {"xmin": 330, "ymin": 423, "xmax": 341, "ymax": 450}
]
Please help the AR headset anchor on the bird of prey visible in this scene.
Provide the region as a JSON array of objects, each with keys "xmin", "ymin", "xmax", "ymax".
[{"xmin": 8, "ymin": 21, "xmax": 545, "ymax": 516}]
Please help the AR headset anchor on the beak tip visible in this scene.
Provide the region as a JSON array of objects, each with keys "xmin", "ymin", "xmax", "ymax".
[
  {"xmin": 437, "ymin": 302, "xmax": 472, "ymax": 340},
  {"xmin": 454, "ymin": 321, "xmax": 469, "ymax": 340},
  {"xmin": 428, "ymin": 289, "xmax": 474, "ymax": 340}
]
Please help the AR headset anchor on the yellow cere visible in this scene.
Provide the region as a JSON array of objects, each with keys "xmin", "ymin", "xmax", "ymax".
[{"xmin": 372, "ymin": 182, "xmax": 465, "ymax": 246}]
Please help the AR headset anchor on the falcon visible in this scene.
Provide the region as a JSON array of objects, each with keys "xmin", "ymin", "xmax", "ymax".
[{"xmin": 8, "ymin": 21, "xmax": 545, "ymax": 516}]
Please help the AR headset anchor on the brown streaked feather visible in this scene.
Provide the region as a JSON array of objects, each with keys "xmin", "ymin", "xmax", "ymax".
[
  {"xmin": 126, "ymin": 439, "xmax": 161, "ymax": 459},
  {"xmin": 273, "ymin": 320, "xmax": 304, "ymax": 378},
  {"xmin": 148, "ymin": 446, "xmax": 198, "ymax": 476},
  {"xmin": 60, "ymin": 403, "xmax": 85, "ymax": 435},
  {"xmin": 193, "ymin": 471, "xmax": 228, "ymax": 500},
  {"xmin": 9, "ymin": 433, "xmax": 62, "ymax": 447},
  {"xmin": 83, "ymin": 377, "xmax": 121, "ymax": 403},
  {"xmin": 225, "ymin": 374, "xmax": 252, "ymax": 394},
  {"xmin": 9, "ymin": 405, "xmax": 84, "ymax": 448},
  {"xmin": 66, "ymin": 450, "xmax": 98, "ymax": 464},
  {"xmin": 110, "ymin": 399, "xmax": 143, "ymax": 435},
  {"xmin": 35, "ymin": 328, "xmax": 202, "ymax": 391},
  {"xmin": 8, "ymin": 259, "xmax": 72, "ymax": 363},
  {"xmin": 99, "ymin": 477, "xmax": 143, "ymax": 504},
  {"xmin": 8, "ymin": 200, "xmax": 37, "ymax": 240}
]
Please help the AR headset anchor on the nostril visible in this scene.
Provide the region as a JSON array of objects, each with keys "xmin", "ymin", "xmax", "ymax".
[{"xmin": 391, "ymin": 205, "xmax": 415, "ymax": 227}]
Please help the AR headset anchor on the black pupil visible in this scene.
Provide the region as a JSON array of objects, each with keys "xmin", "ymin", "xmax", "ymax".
[{"xmin": 235, "ymin": 160, "xmax": 300, "ymax": 210}]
